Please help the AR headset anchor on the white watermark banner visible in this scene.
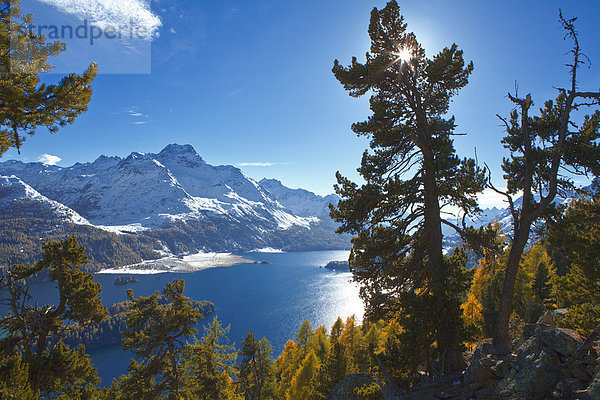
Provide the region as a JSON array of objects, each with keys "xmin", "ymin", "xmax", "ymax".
[{"xmin": 10, "ymin": 0, "xmax": 161, "ymax": 74}]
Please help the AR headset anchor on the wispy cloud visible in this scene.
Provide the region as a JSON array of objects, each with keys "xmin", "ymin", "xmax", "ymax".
[
  {"xmin": 38, "ymin": 154, "xmax": 62, "ymax": 165},
  {"xmin": 38, "ymin": 0, "xmax": 162, "ymax": 40},
  {"xmin": 124, "ymin": 106, "xmax": 151, "ymax": 125},
  {"xmin": 236, "ymin": 162, "xmax": 289, "ymax": 167}
]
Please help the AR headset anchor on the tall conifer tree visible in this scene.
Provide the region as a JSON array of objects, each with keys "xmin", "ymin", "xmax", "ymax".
[
  {"xmin": 331, "ymin": 0, "xmax": 484, "ymax": 373},
  {"xmin": 237, "ymin": 332, "xmax": 276, "ymax": 400}
]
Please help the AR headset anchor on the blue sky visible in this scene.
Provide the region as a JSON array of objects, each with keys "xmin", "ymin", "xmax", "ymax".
[{"xmin": 4, "ymin": 0, "xmax": 600, "ymax": 202}]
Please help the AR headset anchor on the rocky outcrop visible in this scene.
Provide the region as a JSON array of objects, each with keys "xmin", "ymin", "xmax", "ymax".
[{"xmin": 460, "ymin": 318, "xmax": 599, "ymax": 399}]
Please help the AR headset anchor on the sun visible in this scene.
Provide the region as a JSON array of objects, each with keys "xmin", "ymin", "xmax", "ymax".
[{"xmin": 393, "ymin": 47, "xmax": 413, "ymax": 64}]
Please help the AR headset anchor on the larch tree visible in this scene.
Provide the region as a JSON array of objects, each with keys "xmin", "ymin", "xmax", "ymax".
[
  {"xmin": 287, "ymin": 350, "xmax": 320, "ymax": 400},
  {"xmin": 490, "ymin": 12, "xmax": 600, "ymax": 353},
  {"xmin": 185, "ymin": 317, "xmax": 239, "ymax": 400},
  {"xmin": 273, "ymin": 340, "xmax": 300, "ymax": 400},
  {"xmin": 0, "ymin": 0, "xmax": 96, "ymax": 156},
  {"xmin": 237, "ymin": 331, "xmax": 276, "ymax": 400},
  {"xmin": 331, "ymin": 0, "xmax": 485, "ymax": 374}
]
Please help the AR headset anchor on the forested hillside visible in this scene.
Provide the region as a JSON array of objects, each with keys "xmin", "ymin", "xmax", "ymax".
[{"xmin": 0, "ymin": 199, "xmax": 162, "ymax": 271}]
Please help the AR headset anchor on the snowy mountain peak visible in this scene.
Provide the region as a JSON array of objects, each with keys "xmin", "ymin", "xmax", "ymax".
[
  {"xmin": 0, "ymin": 147, "xmax": 350, "ymax": 254},
  {"xmin": 0, "ymin": 146, "xmax": 326, "ymax": 230},
  {"xmin": 158, "ymin": 144, "xmax": 205, "ymax": 166}
]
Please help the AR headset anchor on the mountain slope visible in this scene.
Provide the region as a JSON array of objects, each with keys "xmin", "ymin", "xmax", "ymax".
[
  {"xmin": 0, "ymin": 177, "xmax": 163, "ymax": 270},
  {"xmin": 259, "ymin": 178, "xmax": 340, "ymax": 220},
  {"xmin": 0, "ymin": 175, "xmax": 91, "ymax": 226},
  {"xmin": 443, "ymin": 183, "xmax": 597, "ymax": 252}
]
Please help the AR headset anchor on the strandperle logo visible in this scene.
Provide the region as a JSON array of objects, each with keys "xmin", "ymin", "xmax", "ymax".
[
  {"xmin": 8, "ymin": 0, "xmax": 157, "ymax": 75},
  {"xmin": 24, "ymin": 18, "xmax": 154, "ymax": 46}
]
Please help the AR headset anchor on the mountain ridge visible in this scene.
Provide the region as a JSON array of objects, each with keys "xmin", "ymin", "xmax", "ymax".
[{"xmin": 0, "ymin": 144, "xmax": 349, "ymax": 269}]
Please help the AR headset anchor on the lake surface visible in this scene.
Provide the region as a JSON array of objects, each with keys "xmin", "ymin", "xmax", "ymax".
[{"xmin": 20, "ymin": 250, "xmax": 363, "ymax": 385}]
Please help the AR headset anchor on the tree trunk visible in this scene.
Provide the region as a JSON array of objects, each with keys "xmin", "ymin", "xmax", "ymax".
[
  {"xmin": 422, "ymin": 150, "xmax": 453, "ymax": 369},
  {"xmin": 493, "ymin": 224, "xmax": 530, "ymax": 354},
  {"xmin": 421, "ymin": 151, "xmax": 443, "ymax": 272}
]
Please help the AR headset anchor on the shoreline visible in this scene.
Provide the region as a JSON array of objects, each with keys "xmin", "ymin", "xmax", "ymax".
[{"xmin": 97, "ymin": 252, "xmax": 253, "ymax": 275}]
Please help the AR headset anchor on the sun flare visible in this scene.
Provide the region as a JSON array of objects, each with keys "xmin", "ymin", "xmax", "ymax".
[{"xmin": 393, "ymin": 47, "xmax": 413, "ymax": 64}]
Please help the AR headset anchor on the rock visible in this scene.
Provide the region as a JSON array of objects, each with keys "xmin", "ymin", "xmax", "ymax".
[
  {"xmin": 571, "ymin": 367, "xmax": 592, "ymax": 382},
  {"xmin": 494, "ymin": 328, "xmax": 586, "ymax": 398},
  {"xmin": 114, "ymin": 276, "xmax": 137, "ymax": 286},
  {"xmin": 536, "ymin": 323, "xmax": 554, "ymax": 333},
  {"xmin": 586, "ymin": 370, "xmax": 600, "ymax": 399},
  {"xmin": 551, "ymin": 308, "xmax": 568, "ymax": 317},
  {"xmin": 574, "ymin": 390, "xmax": 592, "ymax": 400},
  {"xmin": 463, "ymin": 342, "xmax": 498, "ymax": 384},
  {"xmin": 496, "ymin": 347, "xmax": 560, "ymax": 398},
  {"xmin": 583, "ymin": 354, "xmax": 599, "ymax": 366},
  {"xmin": 491, "ymin": 359, "xmax": 511, "ymax": 378},
  {"xmin": 480, "ymin": 358, "xmax": 494, "ymax": 367},
  {"xmin": 527, "ymin": 302, "xmax": 546, "ymax": 324},
  {"xmin": 433, "ymin": 391, "xmax": 456, "ymax": 399},
  {"xmin": 540, "ymin": 328, "xmax": 585, "ymax": 357},
  {"xmin": 326, "ymin": 373, "xmax": 380, "ymax": 400},
  {"xmin": 537, "ymin": 310, "xmax": 557, "ymax": 327},
  {"xmin": 523, "ymin": 323, "xmax": 536, "ymax": 339}
]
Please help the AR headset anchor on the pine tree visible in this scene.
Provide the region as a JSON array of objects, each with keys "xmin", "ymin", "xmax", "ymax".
[
  {"xmin": 330, "ymin": 318, "xmax": 344, "ymax": 344},
  {"xmin": 331, "ymin": 0, "xmax": 485, "ymax": 374},
  {"xmin": 0, "ymin": 354, "xmax": 35, "ymax": 400},
  {"xmin": 120, "ymin": 279, "xmax": 201, "ymax": 400},
  {"xmin": 319, "ymin": 340, "xmax": 354, "ymax": 396},
  {"xmin": 294, "ymin": 320, "xmax": 314, "ymax": 356},
  {"xmin": 0, "ymin": 0, "xmax": 97, "ymax": 156},
  {"xmin": 339, "ymin": 316, "xmax": 363, "ymax": 369},
  {"xmin": 308, "ymin": 326, "xmax": 330, "ymax": 362},
  {"xmin": 363, "ymin": 322, "xmax": 385, "ymax": 373},
  {"xmin": 490, "ymin": 12, "xmax": 600, "ymax": 352},
  {"xmin": 0, "ymin": 235, "xmax": 107, "ymax": 398},
  {"xmin": 532, "ymin": 262, "xmax": 553, "ymax": 306}
]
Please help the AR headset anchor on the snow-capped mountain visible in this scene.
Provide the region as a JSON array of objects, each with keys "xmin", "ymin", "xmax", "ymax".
[
  {"xmin": 0, "ymin": 145, "xmax": 318, "ymax": 229},
  {"xmin": 0, "ymin": 175, "xmax": 91, "ymax": 226},
  {"xmin": 0, "ymin": 144, "xmax": 349, "ymax": 260},
  {"xmin": 443, "ymin": 183, "xmax": 596, "ymax": 252},
  {"xmin": 259, "ymin": 178, "xmax": 340, "ymax": 220}
]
